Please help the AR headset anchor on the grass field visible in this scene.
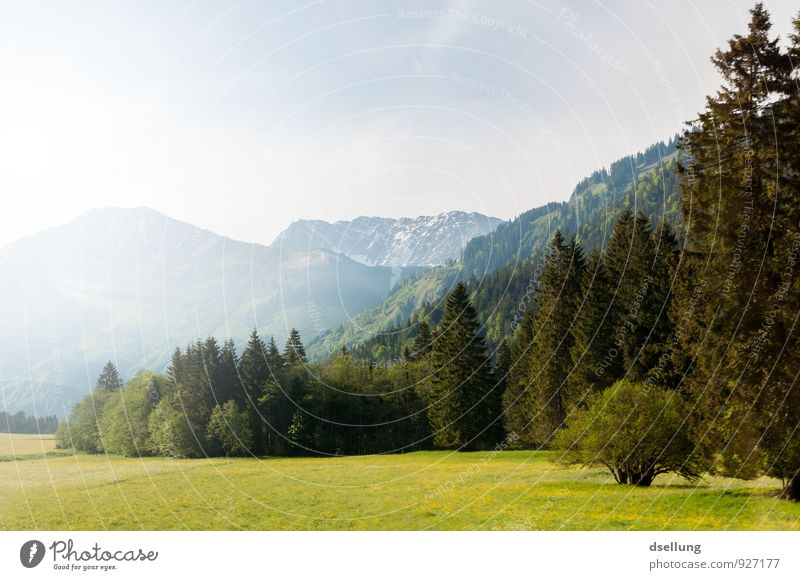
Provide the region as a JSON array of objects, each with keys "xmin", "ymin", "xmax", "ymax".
[
  {"xmin": 0, "ymin": 434, "xmax": 798, "ymax": 530},
  {"xmin": 0, "ymin": 432, "xmax": 56, "ymax": 455},
  {"xmin": 0, "ymin": 432, "xmax": 72, "ymax": 463}
]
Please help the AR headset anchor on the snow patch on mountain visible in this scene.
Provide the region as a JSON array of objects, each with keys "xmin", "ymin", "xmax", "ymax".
[{"xmin": 273, "ymin": 211, "xmax": 503, "ymax": 267}]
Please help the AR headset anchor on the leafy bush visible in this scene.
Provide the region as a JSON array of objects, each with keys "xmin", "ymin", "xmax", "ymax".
[
  {"xmin": 99, "ymin": 372, "xmax": 164, "ymax": 457},
  {"xmin": 55, "ymin": 389, "xmax": 113, "ymax": 453},
  {"xmin": 146, "ymin": 395, "xmax": 203, "ymax": 458},
  {"xmin": 554, "ymin": 380, "xmax": 704, "ymax": 486},
  {"xmin": 207, "ymin": 401, "xmax": 253, "ymax": 457}
]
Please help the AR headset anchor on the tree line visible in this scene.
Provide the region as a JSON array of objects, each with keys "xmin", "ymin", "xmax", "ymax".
[
  {"xmin": 0, "ymin": 410, "xmax": 58, "ymax": 435},
  {"xmin": 57, "ymin": 331, "xmax": 433, "ymax": 458},
  {"xmin": 58, "ymin": 4, "xmax": 800, "ymax": 499}
]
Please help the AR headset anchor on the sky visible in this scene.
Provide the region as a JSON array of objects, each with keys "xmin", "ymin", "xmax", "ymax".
[{"xmin": 0, "ymin": 0, "xmax": 797, "ymax": 249}]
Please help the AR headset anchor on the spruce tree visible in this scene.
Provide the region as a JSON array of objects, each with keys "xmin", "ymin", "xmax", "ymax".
[
  {"xmin": 506, "ymin": 230, "xmax": 585, "ymax": 446},
  {"xmin": 566, "ymin": 247, "xmax": 618, "ymax": 410},
  {"xmin": 768, "ymin": 13, "xmax": 800, "ymax": 499},
  {"xmin": 427, "ymin": 281, "xmax": 495, "ymax": 450},
  {"xmin": 283, "ymin": 328, "xmax": 307, "ymax": 366},
  {"xmin": 181, "ymin": 342, "xmax": 213, "ymax": 451},
  {"xmin": 639, "ymin": 220, "xmax": 679, "ymax": 387},
  {"xmin": 200, "ymin": 337, "xmax": 222, "ymax": 406},
  {"xmin": 413, "ymin": 320, "xmax": 433, "ymax": 360},
  {"xmin": 239, "ymin": 329, "xmax": 269, "ymax": 455},
  {"xmin": 516, "ymin": 231, "xmax": 584, "ymax": 446},
  {"xmin": 489, "ymin": 339, "xmax": 511, "ymax": 443},
  {"xmin": 622, "ymin": 212, "xmax": 659, "ymax": 381},
  {"xmin": 265, "ymin": 336, "xmax": 285, "ymax": 372},
  {"xmin": 502, "ymin": 310, "xmax": 535, "ymax": 443},
  {"xmin": 675, "ymin": 4, "xmax": 800, "ymax": 498},
  {"xmin": 602, "ymin": 209, "xmax": 669, "ymax": 381},
  {"xmin": 96, "ymin": 361, "xmax": 123, "ymax": 391},
  {"xmin": 219, "ymin": 338, "xmax": 241, "ymax": 405}
]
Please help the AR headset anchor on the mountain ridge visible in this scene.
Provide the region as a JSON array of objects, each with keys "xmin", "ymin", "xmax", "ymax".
[
  {"xmin": 308, "ymin": 135, "xmax": 682, "ymax": 359},
  {"xmin": 0, "ymin": 206, "xmax": 502, "ymax": 414},
  {"xmin": 273, "ymin": 211, "xmax": 503, "ymax": 267},
  {"xmin": 0, "ymin": 207, "xmax": 401, "ymax": 414}
]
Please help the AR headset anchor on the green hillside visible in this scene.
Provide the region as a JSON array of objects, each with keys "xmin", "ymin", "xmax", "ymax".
[
  {"xmin": 461, "ymin": 136, "xmax": 681, "ymax": 276},
  {"xmin": 308, "ymin": 264, "xmax": 460, "ymax": 359},
  {"xmin": 309, "ymin": 137, "xmax": 683, "ymax": 360}
]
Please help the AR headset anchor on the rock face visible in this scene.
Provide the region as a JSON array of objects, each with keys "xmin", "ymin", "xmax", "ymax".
[{"xmin": 273, "ymin": 211, "xmax": 503, "ymax": 267}]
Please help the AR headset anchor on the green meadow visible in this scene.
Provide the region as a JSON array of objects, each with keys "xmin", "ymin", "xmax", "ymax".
[
  {"xmin": 0, "ymin": 434, "xmax": 798, "ymax": 530},
  {"xmin": 0, "ymin": 432, "xmax": 56, "ymax": 456}
]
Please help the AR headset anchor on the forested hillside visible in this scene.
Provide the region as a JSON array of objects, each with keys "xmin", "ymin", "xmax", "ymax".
[
  {"xmin": 314, "ymin": 136, "xmax": 683, "ymax": 361},
  {"xmin": 462, "ymin": 136, "xmax": 681, "ymax": 276},
  {"xmin": 308, "ymin": 265, "xmax": 460, "ymax": 359}
]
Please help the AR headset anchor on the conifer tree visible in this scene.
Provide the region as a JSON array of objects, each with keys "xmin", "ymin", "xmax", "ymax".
[
  {"xmin": 502, "ymin": 311, "xmax": 535, "ymax": 443},
  {"xmin": 259, "ymin": 337, "xmax": 295, "ymax": 456},
  {"xmin": 283, "ymin": 328, "xmax": 307, "ymax": 366},
  {"xmin": 239, "ymin": 329, "xmax": 269, "ymax": 454},
  {"xmin": 488, "ymin": 339, "xmax": 512, "ymax": 442},
  {"xmin": 427, "ymin": 282, "xmax": 495, "ymax": 450},
  {"xmin": 167, "ymin": 348, "xmax": 184, "ymax": 387},
  {"xmin": 640, "ymin": 220, "xmax": 679, "ymax": 387},
  {"xmin": 602, "ymin": 208, "xmax": 640, "ymax": 373},
  {"xmin": 413, "ymin": 320, "xmax": 433, "ymax": 360},
  {"xmin": 566, "ymin": 247, "xmax": 618, "ymax": 410},
  {"xmin": 516, "ymin": 231, "xmax": 584, "ymax": 446},
  {"xmin": 675, "ymin": 4, "xmax": 800, "ymax": 498},
  {"xmin": 219, "ymin": 338, "xmax": 241, "ymax": 405},
  {"xmin": 602, "ymin": 209, "xmax": 668, "ymax": 381},
  {"xmin": 179, "ymin": 342, "xmax": 213, "ymax": 451},
  {"xmin": 200, "ymin": 336, "xmax": 222, "ymax": 406},
  {"xmin": 622, "ymin": 212, "xmax": 659, "ymax": 380},
  {"xmin": 96, "ymin": 361, "xmax": 123, "ymax": 391},
  {"xmin": 266, "ymin": 336, "xmax": 285, "ymax": 373}
]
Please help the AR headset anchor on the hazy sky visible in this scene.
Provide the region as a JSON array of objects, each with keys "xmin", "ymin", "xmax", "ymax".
[{"xmin": 0, "ymin": 0, "xmax": 796, "ymax": 249}]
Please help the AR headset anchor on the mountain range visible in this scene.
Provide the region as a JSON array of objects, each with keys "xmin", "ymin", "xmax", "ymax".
[
  {"xmin": 0, "ymin": 207, "xmax": 498, "ymax": 414},
  {"xmin": 273, "ymin": 212, "xmax": 503, "ymax": 267},
  {"xmin": 0, "ymin": 136, "xmax": 681, "ymax": 415}
]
